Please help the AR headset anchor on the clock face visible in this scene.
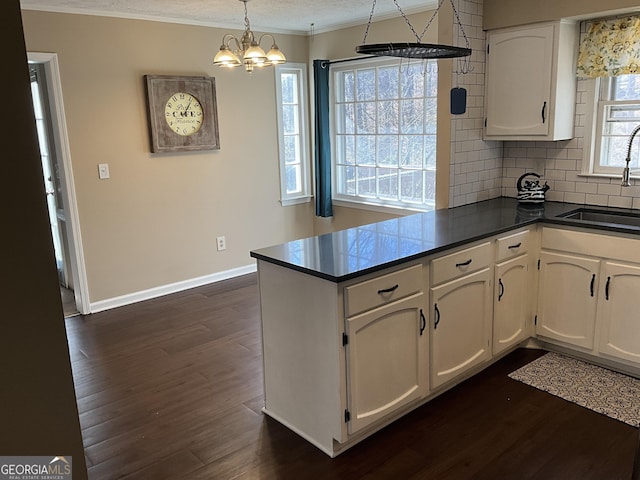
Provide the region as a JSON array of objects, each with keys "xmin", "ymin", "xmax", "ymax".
[{"xmin": 164, "ymin": 92, "xmax": 203, "ymax": 136}]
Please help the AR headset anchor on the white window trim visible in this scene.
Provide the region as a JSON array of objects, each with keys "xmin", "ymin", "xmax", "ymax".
[
  {"xmin": 580, "ymin": 77, "xmax": 599, "ymax": 177},
  {"xmin": 329, "ymin": 56, "xmax": 438, "ymax": 213},
  {"xmin": 274, "ymin": 63, "xmax": 312, "ymax": 206},
  {"xmin": 580, "ymin": 76, "xmax": 640, "ymax": 181},
  {"xmin": 332, "ymin": 198, "xmax": 430, "ymax": 215}
]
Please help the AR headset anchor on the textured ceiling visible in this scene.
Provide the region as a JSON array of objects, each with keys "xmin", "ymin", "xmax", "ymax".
[{"xmin": 20, "ymin": 0, "xmax": 439, "ymax": 35}]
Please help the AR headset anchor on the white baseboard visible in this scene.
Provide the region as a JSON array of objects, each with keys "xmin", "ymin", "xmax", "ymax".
[{"xmin": 89, "ymin": 263, "xmax": 257, "ymax": 313}]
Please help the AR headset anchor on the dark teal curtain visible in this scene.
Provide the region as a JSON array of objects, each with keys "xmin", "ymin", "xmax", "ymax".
[{"xmin": 313, "ymin": 59, "xmax": 333, "ymax": 217}]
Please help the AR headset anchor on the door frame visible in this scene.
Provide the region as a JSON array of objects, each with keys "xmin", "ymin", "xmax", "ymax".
[{"xmin": 28, "ymin": 52, "xmax": 90, "ymax": 315}]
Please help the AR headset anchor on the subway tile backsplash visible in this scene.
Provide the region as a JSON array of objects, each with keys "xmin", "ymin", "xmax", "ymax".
[
  {"xmin": 450, "ymin": 3, "xmax": 638, "ymax": 210},
  {"xmin": 449, "ymin": 0, "xmax": 502, "ymax": 208}
]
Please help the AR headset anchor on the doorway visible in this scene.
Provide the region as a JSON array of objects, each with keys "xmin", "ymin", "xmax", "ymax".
[{"xmin": 28, "ymin": 52, "xmax": 89, "ymax": 316}]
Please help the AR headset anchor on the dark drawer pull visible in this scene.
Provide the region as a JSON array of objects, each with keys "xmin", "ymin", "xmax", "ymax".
[
  {"xmin": 377, "ymin": 284, "xmax": 399, "ymax": 295},
  {"xmin": 456, "ymin": 259, "xmax": 472, "ymax": 268},
  {"xmin": 434, "ymin": 303, "xmax": 440, "ymax": 330},
  {"xmin": 508, "ymin": 242, "xmax": 522, "ymax": 250},
  {"xmin": 590, "ymin": 274, "xmax": 595, "ymax": 297},
  {"xmin": 419, "ymin": 309, "xmax": 426, "ymax": 336}
]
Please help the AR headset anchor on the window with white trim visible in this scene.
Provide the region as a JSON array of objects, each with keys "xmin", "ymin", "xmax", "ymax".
[
  {"xmin": 275, "ymin": 63, "xmax": 311, "ymax": 205},
  {"xmin": 331, "ymin": 58, "xmax": 438, "ymax": 211},
  {"xmin": 591, "ymin": 74, "xmax": 640, "ymax": 175}
]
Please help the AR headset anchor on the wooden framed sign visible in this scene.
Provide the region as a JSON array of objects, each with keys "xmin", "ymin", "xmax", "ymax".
[{"xmin": 144, "ymin": 75, "xmax": 220, "ymax": 153}]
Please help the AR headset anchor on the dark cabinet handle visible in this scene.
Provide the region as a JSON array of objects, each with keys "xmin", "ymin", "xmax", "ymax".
[
  {"xmin": 542, "ymin": 101, "xmax": 547, "ymax": 123},
  {"xmin": 590, "ymin": 274, "xmax": 595, "ymax": 297},
  {"xmin": 434, "ymin": 303, "xmax": 440, "ymax": 330},
  {"xmin": 377, "ymin": 284, "xmax": 399, "ymax": 295},
  {"xmin": 456, "ymin": 259, "xmax": 472, "ymax": 268},
  {"xmin": 498, "ymin": 278, "xmax": 504, "ymax": 302},
  {"xmin": 419, "ymin": 309, "xmax": 426, "ymax": 336},
  {"xmin": 605, "ymin": 276, "xmax": 611, "ymax": 300},
  {"xmin": 508, "ymin": 242, "xmax": 522, "ymax": 250}
]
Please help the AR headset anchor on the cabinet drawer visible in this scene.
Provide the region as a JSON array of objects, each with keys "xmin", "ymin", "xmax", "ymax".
[
  {"xmin": 431, "ymin": 242, "xmax": 492, "ymax": 285},
  {"xmin": 345, "ymin": 264, "xmax": 423, "ymax": 317},
  {"xmin": 496, "ymin": 230, "xmax": 531, "ymax": 262},
  {"xmin": 541, "ymin": 227, "xmax": 640, "ymax": 264}
]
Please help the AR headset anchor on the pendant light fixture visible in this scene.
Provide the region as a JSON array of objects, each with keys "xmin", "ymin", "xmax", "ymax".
[
  {"xmin": 213, "ymin": 0, "xmax": 286, "ymax": 74},
  {"xmin": 356, "ymin": 0, "xmax": 472, "ymax": 59}
]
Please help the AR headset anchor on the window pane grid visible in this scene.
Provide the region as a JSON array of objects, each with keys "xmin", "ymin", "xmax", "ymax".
[
  {"xmin": 276, "ymin": 64, "xmax": 310, "ymax": 203},
  {"xmin": 595, "ymin": 75, "xmax": 640, "ymax": 173},
  {"xmin": 333, "ymin": 59, "xmax": 437, "ymax": 210}
]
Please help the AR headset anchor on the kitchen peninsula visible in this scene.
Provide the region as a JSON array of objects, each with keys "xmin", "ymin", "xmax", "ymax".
[{"xmin": 250, "ymin": 197, "xmax": 640, "ymax": 456}]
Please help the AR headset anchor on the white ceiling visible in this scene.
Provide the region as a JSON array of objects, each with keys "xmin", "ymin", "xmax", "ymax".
[{"xmin": 20, "ymin": 0, "xmax": 439, "ymax": 35}]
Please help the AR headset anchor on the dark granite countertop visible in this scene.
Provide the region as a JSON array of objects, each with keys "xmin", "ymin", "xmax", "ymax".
[{"xmin": 250, "ymin": 197, "xmax": 640, "ymax": 283}]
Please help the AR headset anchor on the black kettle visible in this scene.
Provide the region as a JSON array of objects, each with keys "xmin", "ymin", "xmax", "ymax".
[{"xmin": 517, "ymin": 172, "xmax": 549, "ymax": 204}]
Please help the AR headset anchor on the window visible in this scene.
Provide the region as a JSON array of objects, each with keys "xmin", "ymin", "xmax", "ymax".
[
  {"xmin": 331, "ymin": 58, "xmax": 438, "ymax": 211},
  {"xmin": 275, "ymin": 63, "xmax": 311, "ymax": 205},
  {"xmin": 591, "ymin": 74, "xmax": 640, "ymax": 175}
]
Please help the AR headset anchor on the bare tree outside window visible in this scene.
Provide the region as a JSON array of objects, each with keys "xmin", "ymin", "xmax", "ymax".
[{"xmin": 333, "ymin": 58, "xmax": 438, "ymax": 211}]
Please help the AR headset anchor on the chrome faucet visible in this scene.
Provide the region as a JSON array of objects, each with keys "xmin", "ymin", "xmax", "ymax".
[{"xmin": 622, "ymin": 124, "xmax": 640, "ymax": 187}]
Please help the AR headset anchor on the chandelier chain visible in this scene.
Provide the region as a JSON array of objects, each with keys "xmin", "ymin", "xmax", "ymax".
[{"xmin": 243, "ymin": 0, "xmax": 250, "ymax": 31}]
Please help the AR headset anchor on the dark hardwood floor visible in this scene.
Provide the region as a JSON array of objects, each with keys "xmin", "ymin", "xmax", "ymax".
[{"xmin": 65, "ymin": 273, "xmax": 638, "ymax": 479}]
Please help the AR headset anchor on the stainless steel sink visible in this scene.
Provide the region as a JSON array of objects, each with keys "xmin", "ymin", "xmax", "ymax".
[{"xmin": 558, "ymin": 208, "xmax": 640, "ymax": 228}]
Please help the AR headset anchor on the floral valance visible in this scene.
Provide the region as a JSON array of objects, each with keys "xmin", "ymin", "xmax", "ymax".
[{"xmin": 576, "ymin": 15, "xmax": 640, "ymax": 78}]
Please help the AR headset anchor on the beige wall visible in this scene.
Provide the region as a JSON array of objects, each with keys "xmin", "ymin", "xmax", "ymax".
[
  {"xmin": 22, "ymin": 11, "xmax": 314, "ymax": 303},
  {"xmin": 21, "ymin": 4, "xmax": 494, "ymax": 305},
  {"xmin": 484, "ymin": 0, "xmax": 640, "ymax": 30},
  {"xmin": 2, "ymin": 1, "xmax": 87, "ymax": 473},
  {"xmin": 27, "ymin": 0, "xmax": 631, "ymax": 306}
]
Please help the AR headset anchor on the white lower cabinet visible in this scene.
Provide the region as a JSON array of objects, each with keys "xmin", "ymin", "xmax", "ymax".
[
  {"xmin": 538, "ymin": 227, "xmax": 640, "ymax": 368},
  {"xmin": 597, "ymin": 261, "xmax": 640, "ymax": 363},
  {"xmin": 493, "ymin": 254, "xmax": 530, "ymax": 355},
  {"xmin": 345, "ymin": 292, "xmax": 428, "ymax": 434},
  {"xmin": 536, "ymin": 250, "xmax": 599, "ymax": 350},
  {"xmin": 256, "ymin": 225, "xmax": 640, "ymax": 457},
  {"xmin": 430, "ymin": 267, "xmax": 493, "ymax": 389}
]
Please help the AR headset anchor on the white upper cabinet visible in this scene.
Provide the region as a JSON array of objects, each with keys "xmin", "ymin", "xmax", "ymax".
[{"xmin": 484, "ymin": 21, "xmax": 579, "ymax": 141}]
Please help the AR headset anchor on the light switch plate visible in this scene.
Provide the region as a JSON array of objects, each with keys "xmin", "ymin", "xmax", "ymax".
[{"xmin": 98, "ymin": 163, "xmax": 110, "ymax": 179}]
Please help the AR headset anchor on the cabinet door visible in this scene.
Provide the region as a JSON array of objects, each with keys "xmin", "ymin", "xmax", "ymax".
[
  {"xmin": 485, "ymin": 24, "xmax": 553, "ymax": 136},
  {"xmin": 345, "ymin": 293, "xmax": 428, "ymax": 434},
  {"xmin": 494, "ymin": 254, "xmax": 530, "ymax": 355},
  {"xmin": 598, "ymin": 261, "xmax": 640, "ymax": 363},
  {"xmin": 430, "ymin": 268, "xmax": 492, "ymax": 389},
  {"xmin": 537, "ymin": 251, "xmax": 599, "ymax": 349}
]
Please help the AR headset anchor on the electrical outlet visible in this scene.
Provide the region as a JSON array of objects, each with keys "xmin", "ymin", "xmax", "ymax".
[
  {"xmin": 216, "ymin": 236, "xmax": 226, "ymax": 251},
  {"xmin": 98, "ymin": 163, "xmax": 110, "ymax": 179}
]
